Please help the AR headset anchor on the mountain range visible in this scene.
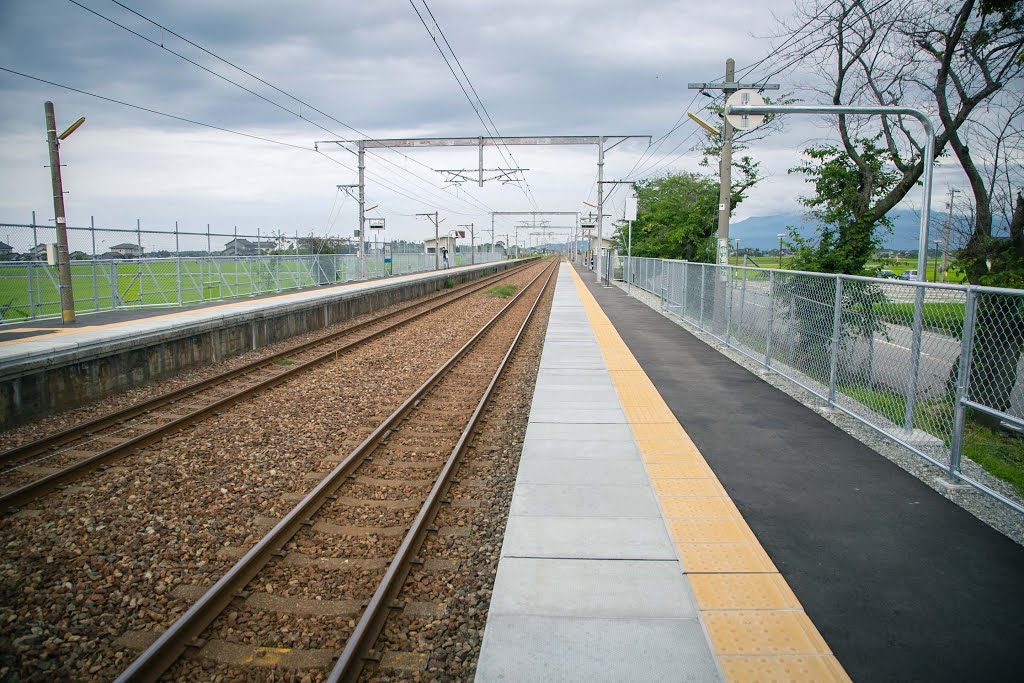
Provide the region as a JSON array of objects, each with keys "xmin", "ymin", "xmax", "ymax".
[{"xmin": 730, "ymin": 210, "xmax": 948, "ymax": 251}]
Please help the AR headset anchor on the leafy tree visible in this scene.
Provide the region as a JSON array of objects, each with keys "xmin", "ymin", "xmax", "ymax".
[
  {"xmin": 787, "ymin": 137, "xmax": 901, "ymax": 274},
  {"xmin": 613, "ymin": 173, "xmax": 720, "ymax": 261},
  {"xmin": 774, "ymin": 0, "xmax": 1024, "ymax": 426}
]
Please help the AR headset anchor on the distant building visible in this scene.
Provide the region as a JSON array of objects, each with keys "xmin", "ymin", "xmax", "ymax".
[
  {"xmin": 110, "ymin": 243, "xmax": 144, "ymax": 258},
  {"xmin": 0, "ymin": 241, "xmax": 12, "ymax": 259},
  {"xmin": 30, "ymin": 244, "xmax": 48, "ymax": 260},
  {"xmin": 423, "ymin": 236, "xmax": 458, "ymax": 255},
  {"xmin": 223, "ymin": 238, "xmax": 276, "ymax": 256}
]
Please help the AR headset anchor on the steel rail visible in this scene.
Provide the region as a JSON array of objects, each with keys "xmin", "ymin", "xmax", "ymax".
[
  {"xmin": 0, "ymin": 262, "xmax": 532, "ymax": 470},
  {"xmin": 0, "ymin": 262, "xmax": 538, "ymax": 511},
  {"xmin": 114, "ymin": 259, "xmax": 557, "ymax": 682},
  {"xmin": 331, "ymin": 257, "xmax": 556, "ymax": 682}
]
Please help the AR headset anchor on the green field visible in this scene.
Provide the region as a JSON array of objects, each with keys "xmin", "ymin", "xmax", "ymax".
[
  {"xmin": 744, "ymin": 255, "xmax": 967, "ymax": 282},
  {"xmin": 0, "ymin": 259, "xmax": 338, "ymax": 322}
]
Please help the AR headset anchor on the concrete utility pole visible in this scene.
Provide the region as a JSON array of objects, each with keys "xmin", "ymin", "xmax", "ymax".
[
  {"xmin": 688, "ymin": 62, "xmax": 779, "ymax": 266},
  {"xmin": 357, "ymin": 141, "xmax": 366, "ymax": 278},
  {"xmin": 940, "ymin": 187, "xmax": 959, "ymax": 282},
  {"xmin": 458, "ymin": 223, "xmax": 475, "ymax": 264},
  {"xmin": 417, "ymin": 212, "xmax": 440, "ymax": 269},
  {"xmin": 44, "ymin": 101, "xmax": 78, "ymax": 324}
]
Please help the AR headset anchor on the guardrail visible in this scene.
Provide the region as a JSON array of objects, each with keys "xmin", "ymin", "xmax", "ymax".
[{"xmin": 621, "ymin": 256, "xmax": 1024, "ymax": 514}]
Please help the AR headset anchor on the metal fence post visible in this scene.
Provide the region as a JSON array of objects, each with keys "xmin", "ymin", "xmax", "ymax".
[
  {"xmin": 765, "ymin": 270, "xmax": 775, "ymax": 367},
  {"xmin": 699, "ymin": 265, "xmax": 706, "ymax": 330},
  {"xmin": 725, "ymin": 266, "xmax": 733, "ymax": 345},
  {"xmin": 949, "ymin": 288, "xmax": 978, "ymax": 480},
  {"xmin": 137, "ymin": 219, "xmax": 144, "ymax": 306},
  {"xmin": 29, "ymin": 211, "xmax": 38, "ymax": 319},
  {"xmin": 682, "ymin": 261, "xmax": 689, "ymax": 322},
  {"xmin": 903, "ymin": 286, "xmax": 927, "ymax": 431},
  {"xmin": 828, "ymin": 275, "xmax": 844, "ymax": 406},
  {"xmin": 91, "ymin": 216, "xmax": 99, "ymax": 310},
  {"xmin": 175, "ymin": 221, "xmax": 182, "ymax": 305},
  {"xmin": 739, "ymin": 264, "xmax": 747, "ymax": 336}
]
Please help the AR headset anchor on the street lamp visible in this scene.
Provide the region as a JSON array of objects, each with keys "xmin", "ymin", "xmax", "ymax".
[{"xmin": 777, "ymin": 233, "xmax": 786, "ymax": 269}]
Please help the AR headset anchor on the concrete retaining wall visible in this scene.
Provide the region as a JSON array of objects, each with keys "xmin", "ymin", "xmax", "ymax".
[{"xmin": 0, "ymin": 262, "xmax": 515, "ymax": 429}]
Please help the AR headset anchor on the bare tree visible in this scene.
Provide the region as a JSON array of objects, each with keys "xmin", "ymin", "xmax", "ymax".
[{"xmin": 772, "ymin": 0, "xmax": 1024, "ymax": 427}]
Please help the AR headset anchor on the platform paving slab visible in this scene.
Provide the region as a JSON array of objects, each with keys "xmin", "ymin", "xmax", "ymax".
[{"xmin": 477, "ymin": 264, "xmax": 721, "ymax": 682}]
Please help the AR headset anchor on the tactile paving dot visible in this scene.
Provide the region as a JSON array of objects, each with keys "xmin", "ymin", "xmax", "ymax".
[
  {"xmin": 676, "ymin": 543, "xmax": 778, "ymax": 573},
  {"xmin": 719, "ymin": 655, "xmax": 852, "ymax": 682},
  {"xmin": 652, "ymin": 478, "xmax": 725, "ymax": 498},
  {"xmin": 646, "ymin": 463, "xmax": 714, "ymax": 480},
  {"xmin": 660, "ymin": 497, "xmax": 738, "ymax": 519},
  {"xmin": 689, "ymin": 573, "xmax": 802, "ymax": 610},
  {"xmin": 704, "ymin": 611, "xmax": 832, "ymax": 655},
  {"xmin": 669, "ymin": 518, "xmax": 754, "ymax": 543},
  {"xmin": 636, "ymin": 439, "xmax": 702, "ymax": 457}
]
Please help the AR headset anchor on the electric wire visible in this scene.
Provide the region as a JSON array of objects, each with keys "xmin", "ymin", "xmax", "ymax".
[
  {"xmin": 408, "ymin": 0, "xmax": 538, "ymax": 210},
  {"xmin": 89, "ymin": 0, "xmax": 514, "ymax": 221}
]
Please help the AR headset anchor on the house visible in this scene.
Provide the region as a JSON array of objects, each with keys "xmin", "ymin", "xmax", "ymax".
[
  {"xmin": 223, "ymin": 238, "xmax": 276, "ymax": 256},
  {"xmin": 423, "ymin": 236, "xmax": 458, "ymax": 255},
  {"xmin": 30, "ymin": 244, "xmax": 48, "ymax": 260},
  {"xmin": 110, "ymin": 243, "xmax": 144, "ymax": 258},
  {"xmin": 0, "ymin": 242, "xmax": 12, "ymax": 259}
]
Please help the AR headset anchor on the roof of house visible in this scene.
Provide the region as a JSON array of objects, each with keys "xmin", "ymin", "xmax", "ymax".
[
  {"xmin": 111, "ymin": 243, "xmax": 142, "ymax": 249},
  {"xmin": 0, "ymin": 242, "xmax": 12, "ymax": 250}
]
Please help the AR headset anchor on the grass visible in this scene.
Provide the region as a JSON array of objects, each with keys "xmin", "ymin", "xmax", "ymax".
[
  {"xmin": 272, "ymin": 357, "xmax": 295, "ymax": 366},
  {"xmin": 875, "ymin": 301, "xmax": 965, "ymax": 336},
  {"xmin": 443, "ymin": 277, "xmax": 455, "ymax": 289},
  {"xmin": 962, "ymin": 422, "xmax": 1024, "ymax": 498},
  {"xmin": 484, "ymin": 284, "xmax": 518, "ymax": 298},
  {"xmin": 0, "ymin": 259, "xmax": 331, "ymax": 322}
]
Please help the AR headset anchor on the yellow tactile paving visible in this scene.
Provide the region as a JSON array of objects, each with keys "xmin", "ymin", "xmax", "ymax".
[
  {"xmin": 720, "ymin": 655, "xmax": 852, "ymax": 683},
  {"xmin": 704, "ymin": 611, "xmax": 833, "ymax": 656},
  {"xmin": 677, "ymin": 543, "xmax": 779, "ymax": 574},
  {"xmin": 659, "ymin": 497, "xmax": 742, "ymax": 519},
  {"xmin": 651, "ymin": 478, "xmax": 728, "ymax": 498},
  {"xmin": 690, "ymin": 574, "xmax": 803, "ymax": 611},
  {"xmin": 566, "ymin": 263, "xmax": 849, "ymax": 681},
  {"xmin": 669, "ymin": 518, "xmax": 759, "ymax": 544},
  {"xmin": 646, "ymin": 462, "xmax": 715, "ymax": 479}
]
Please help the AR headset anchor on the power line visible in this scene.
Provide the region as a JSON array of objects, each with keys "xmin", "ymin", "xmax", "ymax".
[
  {"xmin": 408, "ymin": 0, "xmax": 538, "ymax": 210},
  {"xmin": 87, "ymin": 0, "xmax": 509, "ymax": 220}
]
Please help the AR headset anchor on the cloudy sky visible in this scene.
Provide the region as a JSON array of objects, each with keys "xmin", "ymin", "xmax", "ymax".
[{"xmin": 0, "ymin": 0, "xmax": 963, "ymax": 250}]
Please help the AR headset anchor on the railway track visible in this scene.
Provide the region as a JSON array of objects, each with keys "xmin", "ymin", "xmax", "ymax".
[
  {"xmin": 0, "ymin": 261, "xmax": 535, "ymax": 512},
  {"xmin": 113, "ymin": 258, "xmax": 557, "ymax": 682}
]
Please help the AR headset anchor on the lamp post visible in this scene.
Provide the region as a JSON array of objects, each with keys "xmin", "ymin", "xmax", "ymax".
[
  {"xmin": 932, "ymin": 239, "xmax": 941, "ymax": 283},
  {"xmin": 777, "ymin": 233, "xmax": 785, "ymax": 269}
]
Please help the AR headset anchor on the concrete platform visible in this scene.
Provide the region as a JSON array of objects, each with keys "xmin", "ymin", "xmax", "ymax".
[
  {"xmin": 477, "ymin": 263, "xmax": 853, "ymax": 682},
  {"xmin": 572, "ymin": 262, "xmax": 1024, "ymax": 682},
  {"xmin": 0, "ymin": 260, "xmax": 516, "ymax": 428}
]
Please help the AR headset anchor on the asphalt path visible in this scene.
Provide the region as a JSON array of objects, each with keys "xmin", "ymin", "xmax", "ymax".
[{"xmin": 578, "ymin": 262, "xmax": 1024, "ymax": 682}]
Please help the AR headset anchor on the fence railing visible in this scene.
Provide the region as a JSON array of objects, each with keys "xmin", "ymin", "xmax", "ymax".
[
  {"xmin": 0, "ymin": 218, "xmax": 502, "ymax": 322},
  {"xmin": 617, "ymin": 255, "xmax": 1024, "ymax": 514}
]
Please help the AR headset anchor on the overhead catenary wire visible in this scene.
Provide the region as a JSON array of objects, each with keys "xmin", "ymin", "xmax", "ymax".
[
  {"xmin": 81, "ymin": 0, "xmax": 513, "ymax": 222},
  {"xmin": 407, "ymin": 0, "xmax": 539, "ymax": 210}
]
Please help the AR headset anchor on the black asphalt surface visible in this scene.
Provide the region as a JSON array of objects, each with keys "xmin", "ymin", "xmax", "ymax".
[{"xmin": 576, "ymin": 264, "xmax": 1024, "ymax": 682}]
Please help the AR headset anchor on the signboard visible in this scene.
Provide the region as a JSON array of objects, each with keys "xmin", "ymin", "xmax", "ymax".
[
  {"xmin": 368, "ymin": 218, "xmax": 385, "ymax": 230},
  {"xmin": 725, "ymin": 89, "xmax": 766, "ymax": 131},
  {"xmin": 624, "ymin": 195, "xmax": 638, "ymax": 221}
]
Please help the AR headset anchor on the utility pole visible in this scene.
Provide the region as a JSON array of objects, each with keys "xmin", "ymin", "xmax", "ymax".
[
  {"xmin": 458, "ymin": 223, "xmax": 475, "ymax": 264},
  {"xmin": 44, "ymin": 101, "xmax": 79, "ymax": 324},
  {"xmin": 417, "ymin": 212, "xmax": 440, "ymax": 269},
  {"xmin": 940, "ymin": 187, "xmax": 959, "ymax": 282},
  {"xmin": 689, "ymin": 61, "xmax": 779, "ymax": 266},
  {"xmin": 357, "ymin": 141, "xmax": 365, "ymax": 278}
]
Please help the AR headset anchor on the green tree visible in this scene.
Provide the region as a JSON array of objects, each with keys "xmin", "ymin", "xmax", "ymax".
[
  {"xmin": 614, "ymin": 173, "xmax": 720, "ymax": 261},
  {"xmin": 787, "ymin": 137, "xmax": 900, "ymax": 275}
]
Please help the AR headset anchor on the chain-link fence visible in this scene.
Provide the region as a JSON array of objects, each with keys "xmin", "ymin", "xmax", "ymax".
[
  {"xmin": 619, "ymin": 255, "xmax": 1024, "ymax": 514},
  {"xmin": 0, "ymin": 217, "xmax": 504, "ymax": 322}
]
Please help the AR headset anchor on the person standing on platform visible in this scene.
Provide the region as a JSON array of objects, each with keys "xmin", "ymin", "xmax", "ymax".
[{"xmin": 441, "ymin": 246, "xmax": 449, "ymax": 269}]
